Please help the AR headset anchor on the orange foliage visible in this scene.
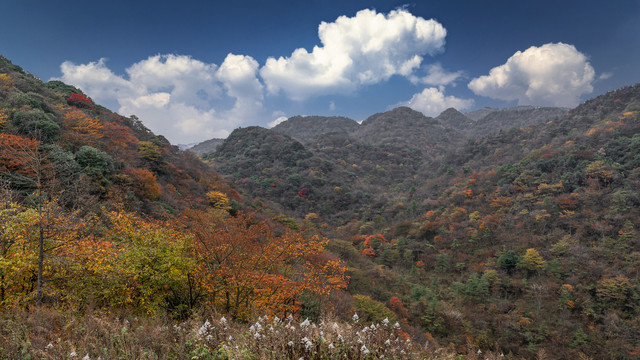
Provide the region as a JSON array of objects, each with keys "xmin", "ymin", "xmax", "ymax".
[
  {"xmin": 360, "ymin": 248, "xmax": 376, "ymax": 257},
  {"xmin": 363, "ymin": 233, "xmax": 386, "ymax": 247},
  {"xmin": 60, "ymin": 107, "xmax": 103, "ymax": 148},
  {"xmin": 127, "ymin": 168, "xmax": 162, "ymax": 199},
  {"xmin": 185, "ymin": 210, "xmax": 348, "ymax": 319},
  {"xmin": 0, "ymin": 133, "xmax": 41, "ymax": 177},
  {"xmin": 102, "ymin": 122, "xmax": 139, "ymax": 160}
]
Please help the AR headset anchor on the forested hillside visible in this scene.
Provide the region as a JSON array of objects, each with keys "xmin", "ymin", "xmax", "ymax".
[
  {"xmin": 0, "ymin": 56, "xmax": 401, "ymax": 360},
  {"xmin": 205, "ymin": 83, "xmax": 640, "ymax": 358},
  {"xmin": 3, "ymin": 52, "xmax": 640, "ymax": 358}
]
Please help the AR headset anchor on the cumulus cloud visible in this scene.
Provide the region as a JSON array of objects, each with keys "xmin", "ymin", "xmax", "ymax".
[
  {"xmin": 400, "ymin": 87, "xmax": 473, "ymax": 116},
  {"xmin": 57, "ymin": 54, "xmax": 263, "ymax": 144},
  {"xmin": 260, "ymin": 8, "xmax": 447, "ymax": 100},
  {"xmin": 410, "ymin": 63, "xmax": 463, "ymax": 86},
  {"xmin": 468, "ymin": 43, "xmax": 595, "ymax": 107}
]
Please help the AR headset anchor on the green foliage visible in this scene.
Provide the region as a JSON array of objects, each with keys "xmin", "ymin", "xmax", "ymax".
[
  {"xmin": 352, "ymin": 294, "xmax": 397, "ymax": 324},
  {"xmin": 138, "ymin": 141, "xmax": 162, "ymax": 162},
  {"xmin": 462, "ymin": 273, "xmax": 489, "ymax": 302},
  {"xmin": 497, "ymin": 250, "xmax": 519, "ymax": 273},
  {"xmin": 45, "ymin": 80, "xmax": 83, "ymax": 95},
  {"xmin": 75, "ymin": 145, "xmax": 113, "ymax": 176},
  {"xmin": 12, "ymin": 109, "xmax": 60, "ymax": 142}
]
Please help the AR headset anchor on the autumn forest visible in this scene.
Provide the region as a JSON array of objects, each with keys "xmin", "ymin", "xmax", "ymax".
[{"xmin": 1, "ymin": 54, "xmax": 640, "ymax": 359}]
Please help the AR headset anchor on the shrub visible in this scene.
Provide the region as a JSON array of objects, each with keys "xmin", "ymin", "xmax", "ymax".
[{"xmin": 75, "ymin": 145, "xmax": 113, "ymax": 176}]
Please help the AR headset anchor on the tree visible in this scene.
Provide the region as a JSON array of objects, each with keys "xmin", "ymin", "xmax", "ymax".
[
  {"xmin": 185, "ymin": 209, "xmax": 348, "ymax": 319},
  {"xmin": 60, "ymin": 106, "xmax": 103, "ymax": 149},
  {"xmin": 0, "ymin": 73, "xmax": 14, "ymax": 94},
  {"xmin": 497, "ymin": 250, "xmax": 520, "ymax": 274},
  {"xmin": 67, "ymin": 211, "xmax": 195, "ymax": 314},
  {"xmin": 0, "ymin": 197, "xmax": 83, "ymax": 307},
  {"xmin": 12, "ymin": 110, "xmax": 60, "ymax": 142},
  {"xmin": 101, "ymin": 121, "xmax": 139, "ymax": 161},
  {"xmin": 66, "ymin": 92, "xmax": 95, "ymax": 110},
  {"xmin": 520, "ymin": 248, "xmax": 545, "ymax": 273},
  {"xmin": 127, "ymin": 168, "xmax": 162, "ymax": 200},
  {"xmin": 0, "ymin": 110, "xmax": 7, "ymax": 130},
  {"xmin": 206, "ymin": 191, "xmax": 231, "ymax": 211},
  {"xmin": 75, "ymin": 145, "xmax": 112, "ymax": 177},
  {"xmin": 0, "ymin": 133, "xmax": 52, "ymax": 305}
]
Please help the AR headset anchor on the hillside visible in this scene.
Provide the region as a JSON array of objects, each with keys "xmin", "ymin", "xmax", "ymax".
[
  {"xmin": 206, "ymin": 84, "xmax": 640, "ymax": 358},
  {"xmin": 0, "ymin": 56, "xmax": 361, "ymax": 359},
  {"xmin": 4, "ymin": 52, "xmax": 640, "ymax": 358},
  {"xmin": 272, "ymin": 115, "xmax": 359, "ymax": 144},
  {"xmin": 467, "ymin": 106, "xmax": 569, "ymax": 137},
  {"xmin": 436, "ymin": 107, "xmax": 475, "ymax": 130}
]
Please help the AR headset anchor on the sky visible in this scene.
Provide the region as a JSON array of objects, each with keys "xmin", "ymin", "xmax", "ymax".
[{"xmin": 2, "ymin": 0, "xmax": 639, "ymax": 144}]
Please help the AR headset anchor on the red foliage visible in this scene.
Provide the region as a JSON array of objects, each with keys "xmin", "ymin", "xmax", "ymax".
[
  {"xmin": 557, "ymin": 193, "xmax": 578, "ymax": 210},
  {"xmin": 298, "ymin": 187, "xmax": 310, "ymax": 198},
  {"xmin": 363, "ymin": 233, "xmax": 387, "ymax": 247},
  {"xmin": 389, "ymin": 296, "xmax": 403, "ymax": 310},
  {"xmin": 360, "ymin": 248, "xmax": 375, "ymax": 257},
  {"xmin": 66, "ymin": 92, "xmax": 95, "ymax": 110}
]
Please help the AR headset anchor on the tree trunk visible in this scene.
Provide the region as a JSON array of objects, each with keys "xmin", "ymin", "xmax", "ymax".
[{"xmin": 36, "ymin": 189, "xmax": 44, "ymax": 306}]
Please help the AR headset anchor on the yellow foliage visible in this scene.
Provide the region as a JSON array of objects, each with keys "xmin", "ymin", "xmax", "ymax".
[
  {"xmin": 0, "ymin": 110, "xmax": 7, "ymax": 130},
  {"xmin": 0, "ymin": 73, "xmax": 14, "ymax": 93},
  {"xmin": 206, "ymin": 190, "xmax": 231, "ymax": 211},
  {"xmin": 522, "ymin": 248, "xmax": 545, "ymax": 272}
]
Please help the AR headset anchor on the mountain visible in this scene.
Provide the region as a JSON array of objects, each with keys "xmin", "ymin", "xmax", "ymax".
[
  {"xmin": 187, "ymin": 137, "xmax": 224, "ymax": 156},
  {"xmin": 465, "ymin": 106, "xmax": 497, "ymax": 120},
  {"xmin": 271, "ymin": 115, "xmax": 359, "ymax": 144},
  {"xmin": 436, "ymin": 107, "xmax": 474, "ymax": 130},
  {"xmin": 468, "ymin": 105, "xmax": 569, "ymax": 137},
  {"xmin": 207, "ymin": 84, "xmax": 640, "ymax": 358},
  {"xmin": 353, "ymin": 106, "xmax": 459, "ymax": 153}
]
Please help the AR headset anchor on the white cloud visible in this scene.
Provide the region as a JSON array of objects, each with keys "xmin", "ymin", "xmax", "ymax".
[
  {"xmin": 329, "ymin": 101, "xmax": 336, "ymax": 111},
  {"xmin": 400, "ymin": 87, "xmax": 473, "ymax": 116},
  {"xmin": 410, "ymin": 63, "xmax": 463, "ymax": 86},
  {"xmin": 57, "ymin": 54, "xmax": 263, "ymax": 144},
  {"xmin": 58, "ymin": 58, "xmax": 135, "ymax": 105},
  {"xmin": 260, "ymin": 8, "xmax": 446, "ymax": 100},
  {"xmin": 468, "ymin": 42, "xmax": 595, "ymax": 107},
  {"xmin": 268, "ymin": 116, "xmax": 288, "ymax": 128},
  {"xmin": 598, "ymin": 72, "xmax": 613, "ymax": 80}
]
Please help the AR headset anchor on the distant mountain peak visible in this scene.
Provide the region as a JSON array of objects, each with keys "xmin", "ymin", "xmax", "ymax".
[
  {"xmin": 436, "ymin": 108, "xmax": 474, "ymax": 130},
  {"xmin": 271, "ymin": 115, "xmax": 359, "ymax": 144}
]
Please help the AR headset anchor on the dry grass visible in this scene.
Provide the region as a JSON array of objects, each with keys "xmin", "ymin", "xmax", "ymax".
[{"xmin": 0, "ymin": 307, "xmax": 511, "ymax": 359}]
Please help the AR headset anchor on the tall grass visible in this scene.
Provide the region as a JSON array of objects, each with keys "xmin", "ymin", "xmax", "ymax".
[{"xmin": 0, "ymin": 307, "xmax": 511, "ymax": 359}]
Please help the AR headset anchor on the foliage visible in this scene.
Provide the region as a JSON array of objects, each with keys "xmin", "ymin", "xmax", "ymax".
[
  {"xmin": 352, "ymin": 295, "xmax": 397, "ymax": 324},
  {"xmin": 60, "ymin": 106, "xmax": 103, "ymax": 148},
  {"xmin": 206, "ymin": 190, "xmax": 231, "ymax": 211},
  {"xmin": 75, "ymin": 145, "xmax": 112, "ymax": 176},
  {"xmin": 66, "ymin": 92, "xmax": 95, "ymax": 109},
  {"xmin": 11, "ymin": 109, "xmax": 60, "ymax": 142},
  {"xmin": 520, "ymin": 248, "xmax": 545, "ymax": 273},
  {"xmin": 127, "ymin": 168, "xmax": 162, "ymax": 200},
  {"xmin": 185, "ymin": 209, "xmax": 348, "ymax": 319}
]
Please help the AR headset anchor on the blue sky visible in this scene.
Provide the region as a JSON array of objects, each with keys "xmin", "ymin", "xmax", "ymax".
[{"xmin": 2, "ymin": 0, "xmax": 639, "ymax": 144}]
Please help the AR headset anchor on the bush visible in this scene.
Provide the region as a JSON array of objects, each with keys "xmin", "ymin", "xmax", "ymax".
[
  {"xmin": 12, "ymin": 109, "xmax": 60, "ymax": 142},
  {"xmin": 352, "ymin": 294, "xmax": 396, "ymax": 324},
  {"xmin": 75, "ymin": 146, "xmax": 113, "ymax": 176},
  {"xmin": 497, "ymin": 250, "xmax": 519, "ymax": 273}
]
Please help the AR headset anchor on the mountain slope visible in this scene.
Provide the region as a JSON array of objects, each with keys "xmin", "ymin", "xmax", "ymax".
[
  {"xmin": 436, "ymin": 107, "xmax": 474, "ymax": 130},
  {"xmin": 207, "ymin": 84, "xmax": 640, "ymax": 358},
  {"xmin": 271, "ymin": 115, "xmax": 359, "ymax": 144}
]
